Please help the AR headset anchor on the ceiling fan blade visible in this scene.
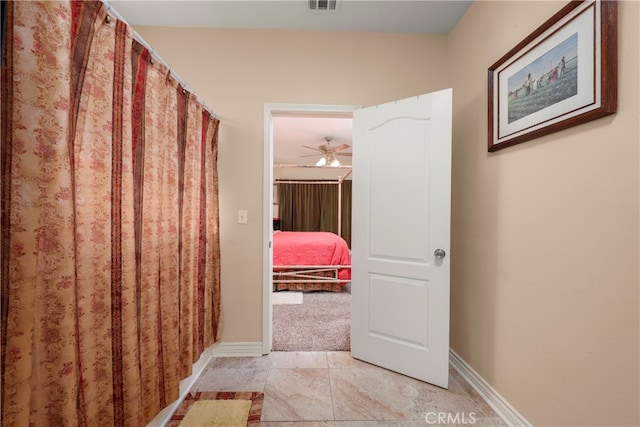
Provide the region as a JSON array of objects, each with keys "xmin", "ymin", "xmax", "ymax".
[
  {"xmin": 299, "ymin": 154, "xmax": 321, "ymax": 158},
  {"xmin": 303, "ymin": 145, "xmax": 322, "ymax": 152},
  {"xmin": 332, "ymin": 144, "xmax": 351, "ymax": 152},
  {"xmin": 320, "ymin": 143, "xmax": 351, "ymax": 153},
  {"xmin": 335, "ymin": 152, "xmax": 352, "ymax": 157}
]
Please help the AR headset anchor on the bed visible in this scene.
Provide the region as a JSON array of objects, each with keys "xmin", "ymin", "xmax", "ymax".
[{"xmin": 273, "ymin": 231, "xmax": 351, "ymax": 292}]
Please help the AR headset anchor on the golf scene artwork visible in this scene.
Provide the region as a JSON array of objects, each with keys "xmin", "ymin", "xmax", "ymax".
[{"xmin": 488, "ymin": 0, "xmax": 617, "ymax": 152}]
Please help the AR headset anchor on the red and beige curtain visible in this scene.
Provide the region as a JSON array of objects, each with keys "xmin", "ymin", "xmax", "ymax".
[{"xmin": 1, "ymin": 1, "xmax": 221, "ymax": 425}]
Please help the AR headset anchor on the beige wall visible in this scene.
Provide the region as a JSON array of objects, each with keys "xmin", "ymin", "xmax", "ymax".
[
  {"xmin": 448, "ymin": 1, "xmax": 639, "ymax": 426},
  {"xmin": 135, "ymin": 27, "xmax": 449, "ymax": 342},
  {"xmin": 138, "ymin": 2, "xmax": 639, "ymax": 424}
]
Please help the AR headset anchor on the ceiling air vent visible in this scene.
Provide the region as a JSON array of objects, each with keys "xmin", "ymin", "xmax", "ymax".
[{"xmin": 308, "ymin": 0, "xmax": 337, "ymax": 11}]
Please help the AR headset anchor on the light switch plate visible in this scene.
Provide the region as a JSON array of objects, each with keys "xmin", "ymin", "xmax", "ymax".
[{"xmin": 238, "ymin": 209, "xmax": 248, "ymax": 224}]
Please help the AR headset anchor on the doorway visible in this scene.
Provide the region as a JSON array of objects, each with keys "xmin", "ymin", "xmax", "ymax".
[
  {"xmin": 263, "ymin": 90, "xmax": 452, "ymax": 387},
  {"xmin": 262, "ymin": 103, "xmax": 361, "ymax": 354}
]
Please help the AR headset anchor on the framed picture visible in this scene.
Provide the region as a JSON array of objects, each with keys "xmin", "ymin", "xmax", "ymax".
[{"xmin": 488, "ymin": 0, "xmax": 617, "ymax": 152}]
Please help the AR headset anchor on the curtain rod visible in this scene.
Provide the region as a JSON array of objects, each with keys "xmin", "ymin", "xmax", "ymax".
[{"xmin": 103, "ymin": 1, "xmax": 218, "ymax": 119}]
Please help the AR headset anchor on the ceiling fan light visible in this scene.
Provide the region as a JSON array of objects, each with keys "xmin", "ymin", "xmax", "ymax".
[
  {"xmin": 316, "ymin": 157, "xmax": 327, "ymax": 167},
  {"xmin": 329, "ymin": 157, "xmax": 341, "ymax": 167}
]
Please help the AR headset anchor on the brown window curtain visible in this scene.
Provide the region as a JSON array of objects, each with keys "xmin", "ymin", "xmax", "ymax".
[
  {"xmin": 341, "ymin": 180, "xmax": 352, "ymax": 248},
  {"xmin": 278, "ymin": 181, "xmax": 352, "ymax": 247}
]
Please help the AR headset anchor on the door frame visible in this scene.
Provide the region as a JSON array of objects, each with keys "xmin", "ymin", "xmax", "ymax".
[{"xmin": 262, "ymin": 103, "xmax": 361, "ymax": 354}]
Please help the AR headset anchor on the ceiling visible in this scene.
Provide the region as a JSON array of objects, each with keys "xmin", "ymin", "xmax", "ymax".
[
  {"xmin": 273, "ymin": 116, "xmax": 353, "ymax": 166},
  {"xmin": 109, "ymin": 1, "xmax": 473, "ymax": 35},
  {"xmin": 108, "ymin": 0, "xmax": 472, "ymax": 168}
]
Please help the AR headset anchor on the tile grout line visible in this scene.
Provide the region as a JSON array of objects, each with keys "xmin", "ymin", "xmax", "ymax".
[{"xmin": 325, "ymin": 352, "xmax": 338, "ymax": 424}]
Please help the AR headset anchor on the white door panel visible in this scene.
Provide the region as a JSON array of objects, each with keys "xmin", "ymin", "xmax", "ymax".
[
  {"xmin": 368, "ymin": 275, "xmax": 430, "ymax": 347},
  {"xmin": 351, "ymin": 89, "xmax": 452, "ymax": 388}
]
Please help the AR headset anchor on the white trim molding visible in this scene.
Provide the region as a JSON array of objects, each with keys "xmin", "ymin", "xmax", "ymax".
[
  {"xmin": 212, "ymin": 341, "xmax": 264, "ymax": 357},
  {"xmin": 148, "ymin": 342, "xmax": 263, "ymax": 425},
  {"xmin": 449, "ymin": 349, "xmax": 532, "ymax": 427},
  {"xmin": 147, "ymin": 343, "xmax": 216, "ymax": 426}
]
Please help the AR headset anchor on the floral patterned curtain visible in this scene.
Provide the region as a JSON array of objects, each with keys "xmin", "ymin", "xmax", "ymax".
[{"xmin": 1, "ymin": 2, "xmax": 221, "ymax": 425}]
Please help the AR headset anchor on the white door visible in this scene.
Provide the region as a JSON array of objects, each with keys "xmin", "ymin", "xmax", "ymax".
[{"xmin": 351, "ymin": 89, "xmax": 452, "ymax": 388}]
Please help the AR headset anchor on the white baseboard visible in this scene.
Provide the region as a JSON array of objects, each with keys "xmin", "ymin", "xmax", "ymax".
[
  {"xmin": 211, "ymin": 341, "xmax": 264, "ymax": 357},
  {"xmin": 147, "ymin": 344, "xmax": 216, "ymax": 427},
  {"xmin": 147, "ymin": 342, "xmax": 263, "ymax": 426},
  {"xmin": 449, "ymin": 349, "xmax": 532, "ymax": 427}
]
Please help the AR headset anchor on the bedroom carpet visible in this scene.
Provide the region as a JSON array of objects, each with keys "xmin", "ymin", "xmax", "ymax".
[{"xmin": 272, "ymin": 284, "xmax": 350, "ymax": 351}]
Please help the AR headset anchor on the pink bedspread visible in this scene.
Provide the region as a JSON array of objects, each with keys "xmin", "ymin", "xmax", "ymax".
[{"xmin": 273, "ymin": 231, "xmax": 351, "ymax": 280}]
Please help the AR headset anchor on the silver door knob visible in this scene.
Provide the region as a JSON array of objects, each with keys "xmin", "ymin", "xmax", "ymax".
[{"xmin": 434, "ymin": 249, "xmax": 446, "ymax": 259}]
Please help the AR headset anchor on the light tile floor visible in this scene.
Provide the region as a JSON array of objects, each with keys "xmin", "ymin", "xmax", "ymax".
[{"xmin": 192, "ymin": 351, "xmax": 508, "ymax": 427}]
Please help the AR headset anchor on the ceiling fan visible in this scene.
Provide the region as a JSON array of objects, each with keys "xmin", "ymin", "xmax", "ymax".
[{"xmin": 300, "ymin": 137, "xmax": 352, "ymax": 167}]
